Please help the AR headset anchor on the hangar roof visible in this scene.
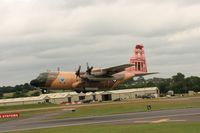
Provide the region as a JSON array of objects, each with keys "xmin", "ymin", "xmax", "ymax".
[
  {"xmin": 0, "ymin": 87, "xmax": 158, "ymax": 104},
  {"xmin": 109, "ymin": 87, "xmax": 158, "ymax": 94},
  {"xmin": 0, "ymin": 96, "xmax": 44, "ymax": 104}
]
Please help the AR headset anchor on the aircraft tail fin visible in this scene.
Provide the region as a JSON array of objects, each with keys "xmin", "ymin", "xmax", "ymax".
[{"xmin": 126, "ymin": 44, "xmax": 148, "ymax": 74}]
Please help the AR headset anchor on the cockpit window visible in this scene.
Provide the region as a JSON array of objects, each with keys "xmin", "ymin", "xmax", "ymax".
[{"xmin": 37, "ymin": 73, "xmax": 48, "ymax": 80}]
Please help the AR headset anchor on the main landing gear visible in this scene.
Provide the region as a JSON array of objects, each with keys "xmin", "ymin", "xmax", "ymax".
[
  {"xmin": 75, "ymin": 90, "xmax": 81, "ymax": 93},
  {"xmin": 75, "ymin": 89, "xmax": 96, "ymax": 94},
  {"xmin": 75, "ymin": 90, "xmax": 88, "ymax": 93},
  {"xmin": 41, "ymin": 88, "xmax": 48, "ymax": 94}
]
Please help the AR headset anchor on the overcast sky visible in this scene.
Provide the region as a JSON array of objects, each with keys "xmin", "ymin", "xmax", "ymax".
[{"xmin": 0, "ymin": 0, "xmax": 200, "ymax": 86}]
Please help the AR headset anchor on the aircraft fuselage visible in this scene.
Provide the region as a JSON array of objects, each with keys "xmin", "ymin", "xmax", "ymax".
[{"xmin": 30, "ymin": 71, "xmax": 134, "ymax": 92}]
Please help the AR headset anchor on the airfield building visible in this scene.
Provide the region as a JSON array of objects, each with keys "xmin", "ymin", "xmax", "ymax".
[{"xmin": 0, "ymin": 87, "xmax": 159, "ymax": 106}]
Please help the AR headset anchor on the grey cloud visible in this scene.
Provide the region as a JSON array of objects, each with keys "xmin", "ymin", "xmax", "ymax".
[{"xmin": 0, "ymin": 0, "xmax": 200, "ymax": 86}]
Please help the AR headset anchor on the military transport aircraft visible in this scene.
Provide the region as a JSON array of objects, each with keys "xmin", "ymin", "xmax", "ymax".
[{"xmin": 30, "ymin": 44, "xmax": 157, "ymax": 93}]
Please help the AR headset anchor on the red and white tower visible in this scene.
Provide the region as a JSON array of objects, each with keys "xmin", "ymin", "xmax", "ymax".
[{"xmin": 127, "ymin": 44, "xmax": 147, "ymax": 74}]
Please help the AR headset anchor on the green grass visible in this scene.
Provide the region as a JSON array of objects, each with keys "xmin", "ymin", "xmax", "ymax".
[
  {"xmin": 8, "ymin": 122, "xmax": 200, "ymax": 133},
  {"xmin": 0, "ymin": 104, "xmax": 60, "ymax": 123},
  {"xmin": 1, "ymin": 97, "xmax": 200, "ymax": 124},
  {"xmin": 0, "ymin": 107, "xmax": 61, "ymax": 123},
  {"xmin": 0, "ymin": 103, "xmax": 59, "ymax": 112},
  {"xmin": 57, "ymin": 98, "xmax": 200, "ymax": 118}
]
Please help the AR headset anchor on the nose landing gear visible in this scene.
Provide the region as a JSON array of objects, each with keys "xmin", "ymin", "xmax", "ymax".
[{"xmin": 41, "ymin": 89, "xmax": 48, "ymax": 94}]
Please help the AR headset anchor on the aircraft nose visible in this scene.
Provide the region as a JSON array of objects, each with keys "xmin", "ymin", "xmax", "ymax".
[
  {"xmin": 30, "ymin": 79, "xmax": 40, "ymax": 87},
  {"xmin": 30, "ymin": 73, "xmax": 49, "ymax": 87}
]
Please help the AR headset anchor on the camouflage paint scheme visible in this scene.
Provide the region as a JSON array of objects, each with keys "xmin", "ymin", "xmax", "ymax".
[
  {"xmin": 30, "ymin": 64, "xmax": 136, "ymax": 92},
  {"xmin": 30, "ymin": 44, "xmax": 156, "ymax": 92}
]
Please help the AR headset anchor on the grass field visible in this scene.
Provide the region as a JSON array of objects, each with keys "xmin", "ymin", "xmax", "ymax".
[
  {"xmin": 56, "ymin": 97, "xmax": 200, "ymax": 119},
  {"xmin": 1, "ymin": 97, "xmax": 200, "ymax": 123},
  {"xmin": 1, "ymin": 97, "xmax": 200, "ymax": 132},
  {"xmin": 0, "ymin": 109, "xmax": 59, "ymax": 123},
  {"xmin": 0, "ymin": 103, "xmax": 59, "ymax": 112},
  {"xmin": 0, "ymin": 104, "xmax": 61, "ymax": 123},
  {"xmin": 8, "ymin": 122, "xmax": 200, "ymax": 133}
]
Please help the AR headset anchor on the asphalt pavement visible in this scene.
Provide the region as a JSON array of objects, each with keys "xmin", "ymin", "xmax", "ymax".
[{"xmin": 0, "ymin": 108, "xmax": 200, "ymax": 132}]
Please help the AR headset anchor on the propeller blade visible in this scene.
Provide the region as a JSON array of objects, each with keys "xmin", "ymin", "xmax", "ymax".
[
  {"xmin": 86, "ymin": 63, "xmax": 93, "ymax": 75},
  {"xmin": 75, "ymin": 65, "xmax": 81, "ymax": 78},
  {"xmin": 87, "ymin": 62, "xmax": 89, "ymax": 70},
  {"xmin": 78, "ymin": 65, "xmax": 81, "ymax": 71}
]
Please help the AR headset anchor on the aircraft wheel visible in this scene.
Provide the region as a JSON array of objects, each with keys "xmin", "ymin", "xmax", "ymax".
[
  {"xmin": 82, "ymin": 91, "xmax": 87, "ymax": 94},
  {"xmin": 75, "ymin": 91, "xmax": 81, "ymax": 93},
  {"xmin": 41, "ymin": 89, "xmax": 48, "ymax": 94}
]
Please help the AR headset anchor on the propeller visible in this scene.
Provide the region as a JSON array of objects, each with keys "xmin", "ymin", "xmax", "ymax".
[
  {"xmin": 86, "ymin": 62, "xmax": 93, "ymax": 75},
  {"xmin": 75, "ymin": 65, "xmax": 81, "ymax": 78}
]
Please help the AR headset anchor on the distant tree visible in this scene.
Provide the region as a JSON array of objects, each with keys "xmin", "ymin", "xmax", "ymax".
[
  {"xmin": 0, "ymin": 74, "xmax": 200, "ymax": 96},
  {"xmin": 171, "ymin": 73, "xmax": 186, "ymax": 93},
  {"xmin": 31, "ymin": 91, "xmax": 40, "ymax": 96},
  {"xmin": 172, "ymin": 73, "xmax": 185, "ymax": 83},
  {"xmin": 157, "ymin": 81, "xmax": 170, "ymax": 94},
  {"xmin": 120, "ymin": 74, "xmax": 200, "ymax": 94},
  {"xmin": 13, "ymin": 91, "xmax": 27, "ymax": 98},
  {"xmin": 0, "ymin": 92, "xmax": 3, "ymax": 99},
  {"xmin": 146, "ymin": 81, "xmax": 156, "ymax": 87},
  {"xmin": 0, "ymin": 86, "xmax": 14, "ymax": 93},
  {"xmin": 23, "ymin": 83, "xmax": 33, "ymax": 90},
  {"xmin": 185, "ymin": 76, "xmax": 200, "ymax": 92}
]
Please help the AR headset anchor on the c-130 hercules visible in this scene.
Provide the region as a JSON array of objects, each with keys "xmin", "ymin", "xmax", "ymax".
[{"xmin": 30, "ymin": 44, "xmax": 157, "ymax": 93}]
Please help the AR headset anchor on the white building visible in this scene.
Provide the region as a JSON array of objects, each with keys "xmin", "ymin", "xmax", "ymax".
[{"xmin": 0, "ymin": 87, "xmax": 159, "ymax": 106}]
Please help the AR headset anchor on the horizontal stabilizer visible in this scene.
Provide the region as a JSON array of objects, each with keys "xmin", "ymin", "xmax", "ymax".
[{"xmin": 134, "ymin": 72, "xmax": 159, "ymax": 77}]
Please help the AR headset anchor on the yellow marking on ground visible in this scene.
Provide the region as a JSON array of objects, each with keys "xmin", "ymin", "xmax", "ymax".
[
  {"xmin": 134, "ymin": 119, "xmax": 169, "ymax": 124},
  {"xmin": 151, "ymin": 119, "xmax": 170, "ymax": 123},
  {"xmin": 170, "ymin": 120, "xmax": 186, "ymax": 122},
  {"xmin": 135, "ymin": 119, "xmax": 186, "ymax": 124},
  {"xmin": 134, "ymin": 121, "xmax": 152, "ymax": 123}
]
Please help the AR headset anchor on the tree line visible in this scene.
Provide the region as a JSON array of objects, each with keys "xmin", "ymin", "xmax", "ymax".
[
  {"xmin": 0, "ymin": 83, "xmax": 39, "ymax": 99},
  {"xmin": 0, "ymin": 73, "xmax": 200, "ymax": 99},
  {"xmin": 118, "ymin": 73, "xmax": 200, "ymax": 94}
]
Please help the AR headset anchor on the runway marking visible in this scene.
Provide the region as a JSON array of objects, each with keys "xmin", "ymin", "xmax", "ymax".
[
  {"xmin": 151, "ymin": 119, "xmax": 169, "ymax": 123},
  {"xmin": 169, "ymin": 120, "xmax": 186, "ymax": 122},
  {"xmin": 0, "ymin": 111, "xmax": 199, "ymax": 133},
  {"xmin": 134, "ymin": 119, "xmax": 170, "ymax": 124},
  {"xmin": 134, "ymin": 119, "xmax": 186, "ymax": 124}
]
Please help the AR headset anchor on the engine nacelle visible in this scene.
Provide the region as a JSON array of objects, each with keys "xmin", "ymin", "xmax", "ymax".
[{"xmin": 91, "ymin": 68, "xmax": 106, "ymax": 76}]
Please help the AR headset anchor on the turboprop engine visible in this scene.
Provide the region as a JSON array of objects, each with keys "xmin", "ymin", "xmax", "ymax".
[{"xmin": 90, "ymin": 68, "xmax": 106, "ymax": 76}]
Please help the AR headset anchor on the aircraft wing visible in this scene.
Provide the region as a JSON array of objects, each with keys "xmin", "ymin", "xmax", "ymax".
[
  {"xmin": 102, "ymin": 64, "xmax": 134, "ymax": 75},
  {"xmin": 80, "ymin": 64, "xmax": 133, "ymax": 82},
  {"xmin": 134, "ymin": 72, "xmax": 159, "ymax": 77}
]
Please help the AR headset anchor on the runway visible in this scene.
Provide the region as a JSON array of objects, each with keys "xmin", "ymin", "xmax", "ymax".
[{"xmin": 0, "ymin": 108, "xmax": 200, "ymax": 132}]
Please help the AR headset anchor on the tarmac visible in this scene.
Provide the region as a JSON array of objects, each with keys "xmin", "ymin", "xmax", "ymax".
[{"xmin": 0, "ymin": 108, "xmax": 200, "ymax": 132}]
